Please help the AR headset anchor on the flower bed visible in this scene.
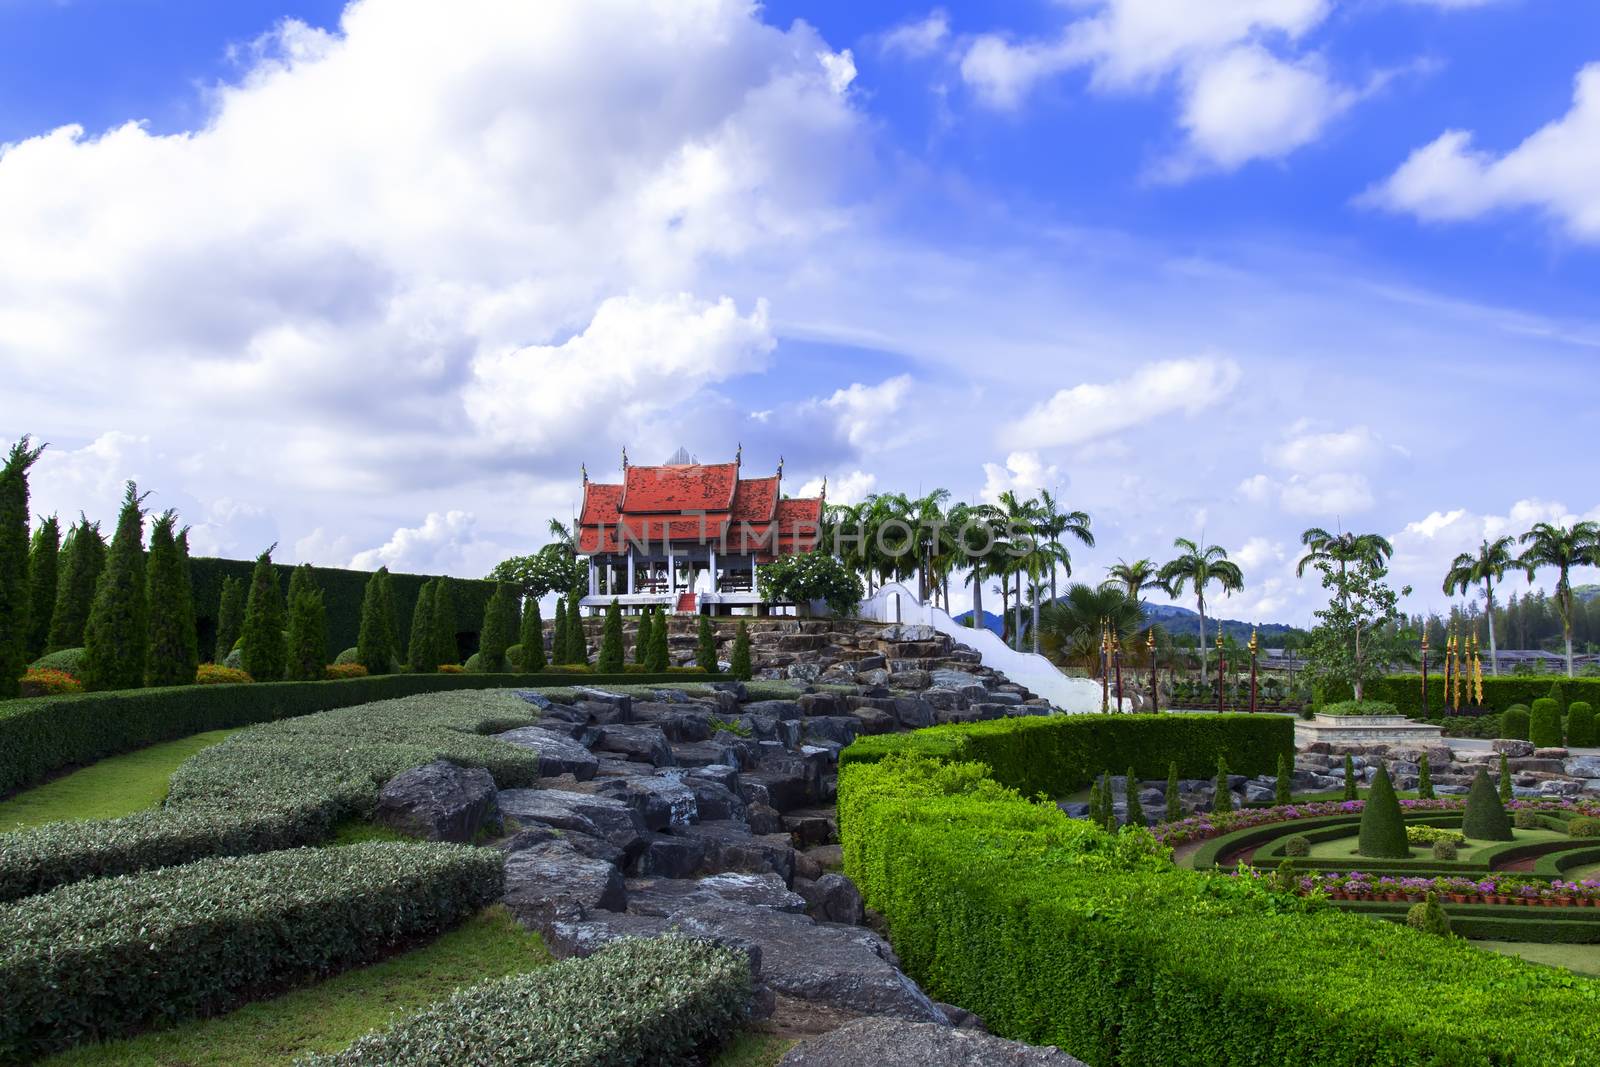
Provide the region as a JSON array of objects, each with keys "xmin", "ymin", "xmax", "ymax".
[
  {"xmin": 1288, "ymin": 870, "xmax": 1600, "ymax": 907},
  {"xmin": 1155, "ymin": 796, "xmax": 1600, "ymax": 849}
]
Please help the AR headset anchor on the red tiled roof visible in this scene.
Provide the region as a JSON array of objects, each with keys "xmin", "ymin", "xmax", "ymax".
[
  {"xmin": 619, "ymin": 462, "xmax": 738, "ymax": 513},
  {"xmin": 579, "ymin": 482, "xmax": 623, "ymax": 526},
  {"xmin": 730, "ymin": 476, "xmax": 779, "ymax": 523}
]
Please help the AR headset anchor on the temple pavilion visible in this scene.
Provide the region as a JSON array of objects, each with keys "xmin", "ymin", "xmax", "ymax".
[{"xmin": 576, "ymin": 447, "xmax": 824, "ymax": 615}]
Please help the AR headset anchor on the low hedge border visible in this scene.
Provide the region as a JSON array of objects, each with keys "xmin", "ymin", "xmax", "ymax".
[
  {"xmin": 1365, "ymin": 676, "xmax": 1600, "ymax": 718},
  {"xmin": 1333, "ymin": 901, "xmax": 1600, "ymax": 944},
  {"xmin": 300, "ymin": 934, "xmax": 751, "ymax": 1066},
  {"xmin": 0, "ymin": 671, "xmax": 714, "ymax": 798},
  {"xmin": 0, "ymin": 690, "xmax": 545, "ymax": 901},
  {"xmin": 0, "ymin": 841, "xmax": 504, "ymax": 1064},
  {"xmin": 1533, "ymin": 845, "xmax": 1600, "ymax": 878},
  {"xmin": 839, "ymin": 713, "xmax": 1292, "ymax": 795},
  {"xmin": 839, "ymin": 752, "xmax": 1600, "ymax": 1064}
]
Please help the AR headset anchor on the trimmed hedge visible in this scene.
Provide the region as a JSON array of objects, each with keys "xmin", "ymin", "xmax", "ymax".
[
  {"xmin": 1530, "ymin": 698, "xmax": 1564, "ymax": 748},
  {"xmin": 1567, "ymin": 701, "xmax": 1596, "ymax": 747},
  {"xmin": 304, "ymin": 935, "xmax": 751, "ymax": 1066},
  {"xmin": 1366, "ymin": 675, "xmax": 1600, "ymax": 718},
  {"xmin": 0, "ymin": 841, "xmax": 503, "ymax": 1063},
  {"xmin": 0, "ymin": 670, "xmax": 714, "ymax": 798},
  {"xmin": 839, "ymin": 713, "xmax": 1292, "ymax": 795},
  {"xmin": 838, "ymin": 754, "xmax": 1600, "ymax": 1064},
  {"xmin": 0, "ymin": 689, "xmax": 545, "ymax": 900}
]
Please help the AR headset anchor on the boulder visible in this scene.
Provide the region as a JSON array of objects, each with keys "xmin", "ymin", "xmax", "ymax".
[
  {"xmin": 888, "ymin": 669, "xmax": 932, "ymax": 691},
  {"xmin": 374, "ymin": 760, "xmax": 498, "ymax": 844},
  {"xmin": 877, "ymin": 623, "xmax": 939, "ymax": 643},
  {"xmin": 779, "ymin": 1019, "xmax": 1086, "ymax": 1067},
  {"xmin": 1564, "ymin": 755, "xmax": 1600, "ymax": 778},
  {"xmin": 676, "ymin": 819, "xmax": 796, "ymax": 883},
  {"xmin": 493, "ymin": 727, "xmax": 599, "ymax": 781},
  {"xmin": 787, "ymin": 662, "xmax": 824, "ymax": 683},
  {"xmin": 1492, "ymin": 739, "xmax": 1535, "ymax": 758},
  {"xmin": 745, "ymin": 699, "xmax": 805, "ymax": 721},
  {"xmin": 497, "ymin": 788, "xmax": 646, "ymax": 858},
  {"xmin": 593, "ymin": 724, "xmax": 675, "ymax": 767},
  {"xmin": 796, "ymin": 872, "xmax": 865, "ymax": 925},
  {"xmin": 501, "ymin": 830, "xmax": 626, "ymax": 924},
  {"xmin": 574, "ymin": 687, "xmax": 633, "ymax": 720},
  {"xmin": 632, "ymin": 832, "xmax": 711, "ymax": 878},
  {"xmin": 593, "ymin": 775, "xmax": 699, "ymax": 831}
]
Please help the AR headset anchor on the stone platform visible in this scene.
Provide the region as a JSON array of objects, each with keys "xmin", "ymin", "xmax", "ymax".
[{"xmin": 1294, "ymin": 714, "xmax": 1444, "ymax": 745}]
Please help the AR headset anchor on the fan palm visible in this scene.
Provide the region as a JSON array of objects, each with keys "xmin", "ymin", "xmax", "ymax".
[
  {"xmin": 1442, "ymin": 536, "xmax": 1517, "ymax": 677},
  {"xmin": 1518, "ymin": 521, "xmax": 1600, "ymax": 677},
  {"xmin": 1037, "ymin": 584, "xmax": 1143, "ymax": 676},
  {"xmin": 1158, "ymin": 537, "xmax": 1245, "ymax": 680}
]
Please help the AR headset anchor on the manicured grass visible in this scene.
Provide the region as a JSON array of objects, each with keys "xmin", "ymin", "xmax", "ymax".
[
  {"xmin": 1572, "ymin": 860, "xmax": 1600, "ymax": 880},
  {"xmin": 1475, "ymin": 940, "xmax": 1600, "ymax": 977},
  {"xmin": 1303, "ymin": 827, "xmax": 1565, "ymax": 863},
  {"xmin": 712, "ymin": 1030, "xmax": 797, "ymax": 1066},
  {"xmin": 43, "ymin": 906, "xmax": 550, "ymax": 1066},
  {"xmin": 0, "ymin": 728, "xmax": 237, "ymax": 831}
]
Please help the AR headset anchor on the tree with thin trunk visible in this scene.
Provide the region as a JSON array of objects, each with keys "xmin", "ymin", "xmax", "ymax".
[
  {"xmin": 83, "ymin": 482, "xmax": 150, "ymax": 692},
  {"xmin": 0, "ymin": 438, "xmax": 45, "ymax": 697},
  {"xmin": 1517, "ymin": 521, "xmax": 1600, "ymax": 678},
  {"xmin": 1103, "ymin": 558, "xmax": 1164, "ymax": 605},
  {"xmin": 25, "ymin": 514, "xmax": 60, "ymax": 661},
  {"xmin": 1297, "ymin": 528, "xmax": 1394, "ymax": 609},
  {"xmin": 996, "ymin": 490, "xmax": 1045, "ymax": 651},
  {"xmin": 1443, "ymin": 536, "xmax": 1516, "ymax": 676},
  {"xmin": 1159, "ymin": 537, "xmax": 1244, "ymax": 681}
]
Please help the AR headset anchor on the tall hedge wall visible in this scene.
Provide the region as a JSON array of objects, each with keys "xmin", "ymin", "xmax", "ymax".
[
  {"xmin": 1366, "ymin": 675, "xmax": 1600, "ymax": 717},
  {"xmin": 839, "ymin": 713, "xmax": 1293, "ymax": 795},
  {"xmin": 188, "ymin": 556, "xmax": 495, "ymax": 660}
]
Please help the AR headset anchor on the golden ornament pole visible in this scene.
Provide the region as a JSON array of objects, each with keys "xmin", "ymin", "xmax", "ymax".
[
  {"xmin": 1113, "ymin": 631, "xmax": 1124, "ymax": 712},
  {"xmin": 1216, "ymin": 628, "xmax": 1225, "ymax": 713},
  {"xmin": 1100, "ymin": 622, "xmax": 1110, "ymax": 714},
  {"xmin": 1248, "ymin": 627, "xmax": 1259, "ymax": 714},
  {"xmin": 1148, "ymin": 628, "xmax": 1159, "ymax": 714},
  {"xmin": 1472, "ymin": 633, "xmax": 1484, "ymax": 707},
  {"xmin": 1420, "ymin": 629, "xmax": 1431, "ymax": 717},
  {"xmin": 1451, "ymin": 632, "xmax": 1462, "ymax": 712}
]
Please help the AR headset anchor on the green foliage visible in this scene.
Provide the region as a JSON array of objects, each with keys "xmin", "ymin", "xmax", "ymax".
[
  {"xmin": 1124, "ymin": 766, "xmax": 1146, "ymax": 829},
  {"xmin": 634, "ymin": 606, "xmax": 653, "ymax": 664},
  {"xmin": 1463, "ymin": 767, "xmax": 1514, "ymax": 841},
  {"xmin": 565, "ymin": 595, "xmax": 588, "ymax": 665},
  {"xmin": 0, "ymin": 438, "xmax": 44, "ymax": 701},
  {"xmin": 48, "ymin": 518, "xmax": 105, "ymax": 653},
  {"xmin": 1212, "ymin": 755, "xmax": 1232, "ymax": 813},
  {"xmin": 214, "ymin": 575, "xmax": 246, "ymax": 664},
  {"xmin": 375, "ymin": 568, "xmax": 401, "ymax": 664},
  {"xmin": 595, "ymin": 598, "xmax": 624, "ymax": 673},
  {"xmin": 697, "ymin": 613, "xmax": 717, "ymax": 671},
  {"xmin": 1365, "ymin": 676, "xmax": 1600, "ymax": 717},
  {"xmin": 1320, "ymin": 699, "xmax": 1400, "ymax": 717},
  {"xmin": 431, "ymin": 576, "xmax": 459, "ymax": 667},
  {"xmin": 1165, "ymin": 762, "xmax": 1181, "ymax": 823},
  {"xmin": 518, "ymin": 597, "xmax": 545, "ymax": 673},
  {"xmin": 1547, "ymin": 681, "xmax": 1567, "ymax": 711},
  {"xmin": 24, "ymin": 514, "xmax": 59, "ymax": 661},
  {"xmin": 1275, "ymin": 752, "xmax": 1292, "ymax": 806},
  {"xmin": 730, "ymin": 620, "xmax": 753, "ymax": 681},
  {"xmin": 406, "ymin": 578, "xmax": 438, "ymax": 674},
  {"xmin": 1357, "ymin": 764, "xmax": 1409, "ymax": 858},
  {"xmin": 1566, "ymin": 700, "xmax": 1596, "ymax": 747},
  {"xmin": 486, "ymin": 546, "xmax": 581, "ymax": 602},
  {"xmin": 1405, "ymin": 892, "xmax": 1452, "ymax": 937},
  {"xmin": 1568, "ymin": 817, "xmax": 1600, "ymax": 839},
  {"xmin": 0, "ymin": 842, "xmax": 503, "ymax": 1063},
  {"xmin": 1417, "ymin": 752, "xmax": 1434, "ymax": 800},
  {"xmin": 838, "ymin": 753, "xmax": 1600, "ymax": 1064},
  {"xmin": 647, "ymin": 608, "xmax": 669, "ymax": 672},
  {"xmin": 758, "ymin": 551, "xmax": 864, "ymax": 616},
  {"xmin": 356, "ymin": 568, "xmax": 396, "ymax": 675},
  {"xmin": 476, "ymin": 583, "xmax": 515, "ymax": 673},
  {"xmin": 1343, "ymin": 754, "xmax": 1357, "ymax": 801},
  {"xmin": 305, "ymin": 935, "xmax": 750, "ymax": 1067},
  {"xmin": 81, "ymin": 483, "xmax": 150, "ymax": 692},
  {"xmin": 1284, "ymin": 835, "xmax": 1310, "ymax": 857},
  {"xmin": 1272, "ymin": 858, "xmax": 1298, "ymax": 893},
  {"xmin": 239, "ymin": 550, "xmax": 287, "ymax": 683},
  {"xmin": 1499, "ymin": 753, "xmax": 1513, "ymax": 804},
  {"xmin": 1432, "ymin": 838, "xmax": 1458, "ymax": 861},
  {"xmin": 1304, "ymin": 550, "xmax": 1414, "ymax": 702},
  {"xmin": 28, "ymin": 647, "xmax": 84, "ymax": 674},
  {"xmin": 285, "ymin": 587, "xmax": 330, "ymax": 682},
  {"xmin": 1513, "ymin": 808, "xmax": 1543, "ymax": 830},
  {"xmin": 144, "ymin": 513, "xmax": 199, "ymax": 688},
  {"xmin": 1529, "ymin": 697, "xmax": 1563, "ymax": 747},
  {"xmin": 552, "ymin": 597, "xmax": 570, "ymax": 667}
]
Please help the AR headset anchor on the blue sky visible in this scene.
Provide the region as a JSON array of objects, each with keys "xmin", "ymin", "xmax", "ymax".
[{"xmin": 2, "ymin": 0, "xmax": 1597, "ymax": 625}]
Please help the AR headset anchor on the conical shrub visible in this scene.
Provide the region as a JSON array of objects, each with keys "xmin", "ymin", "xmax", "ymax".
[
  {"xmin": 25, "ymin": 514, "xmax": 59, "ymax": 661},
  {"xmin": 375, "ymin": 568, "xmax": 401, "ymax": 664},
  {"xmin": 145, "ymin": 512, "xmax": 198, "ymax": 687},
  {"xmin": 431, "ymin": 576, "xmax": 458, "ymax": 667},
  {"xmin": 697, "ymin": 614, "xmax": 717, "ymax": 671},
  {"xmin": 648, "ymin": 609, "xmax": 669, "ymax": 672},
  {"xmin": 1406, "ymin": 892, "xmax": 1451, "ymax": 937},
  {"xmin": 519, "ymin": 597, "xmax": 545, "ymax": 672},
  {"xmin": 82, "ymin": 482, "xmax": 149, "ymax": 692},
  {"xmin": 1498, "ymin": 753, "xmax": 1513, "ymax": 804},
  {"xmin": 634, "ymin": 607, "xmax": 651, "ymax": 664},
  {"xmin": 566, "ymin": 598, "xmax": 589, "ymax": 665},
  {"xmin": 0, "ymin": 438, "xmax": 45, "ymax": 698},
  {"xmin": 1418, "ymin": 753, "xmax": 1434, "ymax": 800},
  {"xmin": 407, "ymin": 579, "xmax": 438, "ymax": 673},
  {"xmin": 1212, "ymin": 756, "xmax": 1232, "ymax": 813},
  {"xmin": 1357, "ymin": 764, "xmax": 1409, "ymax": 858},
  {"xmin": 214, "ymin": 575, "xmax": 245, "ymax": 663},
  {"xmin": 1343, "ymin": 754, "xmax": 1357, "ymax": 801},
  {"xmin": 1124, "ymin": 767, "xmax": 1146, "ymax": 829},
  {"xmin": 1463, "ymin": 767, "xmax": 1514, "ymax": 841},
  {"xmin": 239, "ymin": 548, "xmax": 286, "ymax": 682},
  {"xmin": 48, "ymin": 516, "xmax": 105, "ymax": 652},
  {"xmin": 1165, "ymin": 762, "xmax": 1182, "ymax": 823},
  {"xmin": 478, "ymin": 583, "xmax": 514, "ymax": 672},
  {"xmin": 552, "ymin": 597, "xmax": 569, "ymax": 665},
  {"xmin": 285, "ymin": 587, "xmax": 329, "ymax": 681},
  {"xmin": 596, "ymin": 598, "xmax": 624, "ymax": 673},
  {"xmin": 356, "ymin": 569, "xmax": 394, "ymax": 675},
  {"xmin": 729, "ymin": 620, "xmax": 752, "ymax": 681},
  {"xmin": 1275, "ymin": 752, "xmax": 1293, "ymax": 806}
]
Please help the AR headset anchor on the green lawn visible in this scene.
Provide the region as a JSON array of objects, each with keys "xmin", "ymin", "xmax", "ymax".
[
  {"xmin": 0, "ymin": 729, "xmax": 238, "ymax": 831},
  {"xmin": 1474, "ymin": 940, "xmax": 1600, "ymax": 977},
  {"xmin": 712, "ymin": 1031, "xmax": 797, "ymax": 1066},
  {"xmin": 45, "ymin": 907, "xmax": 550, "ymax": 1066},
  {"xmin": 1303, "ymin": 827, "xmax": 1566, "ymax": 863}
]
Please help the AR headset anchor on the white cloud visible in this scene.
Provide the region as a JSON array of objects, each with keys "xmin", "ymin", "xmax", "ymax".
[
  {"xmin": 1278, "ymin": 472, "xmax": 1376, "ymax": 516},
  {"xmin": 980, "ymin": 450, "xmax": 1061, "ymax": 504},
  {"xmin": 1234, "ymin": 535, "xmax": 1285, "ymax": 571},
  {"xmin": 880, "ymin": 10, "xmax": 951, "ymax": 59},
  {"xmin": 1272, "ymin": 423, "xmax": 1384, "ymax": 475},
  {"xmin": 350, "ymin": 510, "xmax": 488, "ymax": 574},
  {"xmin": 815, "ymin": 374, "xmax": 913, "ymax": 449},
  {"xmin": 1237, "ymin": 473, "xmax": 1275, "ymax": 504},
  {"xmin": 797, "ymin": 469, "xmax": 876, "ymax": 505},
  {"xmin": 28, "ymin": 432, "xmax": 153, "ymax": 526},
  {"xmin": 959, "ymin": 35, "xmax": 1077, "ymax": 110},
  {"xmin": 1366, "ymin": 63, "xmax": 1600, "ymax": 241},
  {"xmin": 1003, "ymin": 357, "xmax": 1240, "ymax": 449}
]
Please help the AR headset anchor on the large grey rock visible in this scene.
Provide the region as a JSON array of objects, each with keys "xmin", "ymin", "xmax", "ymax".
[
  {"xmin": 796, "ymin": 872, "xmax": 865, "ymax": 925},
  {"xmin": 1564, "ymin": 755, "xmax": 1600, "ymax": 778},
  {"xmin": 745, "ymin": 699, "xmax": 805, "ymax": 721},
  {"xmin": 677, "ymin": 819, "xmax": 796, "ymax": 883},
  {"xmin": 593, "ymin": 775, "xmax": 699, "ymax": 830},
  {"xmin": 877, "ymin": 623, "xmax": 938, "ymax": 643},
  {"xmin": 593, "ymin": 724, "xmax": 675, "ymax": 766},
  {"xmin": 501, "ymin": 829, "xmax": 626, "ymax": 924},
  {"xmin": 574, "ymin": 687, "xmax": 633, "ymax": 720},
  {"xmin": 1492, "ymin": 739, "xmax": 1535, "ymax": 758},
  {"xmin": 374, "ymin": 760, "xmax": 498, "ymax": 843},
  {"xmin": 780, "ymin": 1019, "xmax": 1086, "ymax": 1066},
  {"xmin": 632, "ymin": 832, "xmax": 711, "ymax": 878},
  {"xmin": 493, "ymin": 727, "xmax": 599, "ymax": 781},
  {"xmin": 497, "ymin": 788, "xmax": 646, "ymax": 857}
]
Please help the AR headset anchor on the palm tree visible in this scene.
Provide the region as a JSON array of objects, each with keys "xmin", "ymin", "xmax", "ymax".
[
  {"xmin": 1037, "ymin": 584, "xmax": 1143, "ymax": 676},
  {"xmin": 948, "ymin": 501, "xmax": 1000, "ymax": 623},
  {"xmin": 1517, "ymin": 521, "xmax": 1600, "ymax": 678},
  {"xmin": 1035, "ymin": 490, "xmax": 1094, "ymax": 607},
  {"xmin": 1103, "ymin": 558, "xmax": 1164, "ymax": 604},
  {"xmin": 1442, "ymin": 536, "xmax": 1517, "ymax": 677},
  {"xmin": 995, "ymin": 490, "xmax": 1042, "ymax": 651},
  {"xmin": 547, "ymin": 518, "xmax": 576, "ymax": 555},
  {"xmin": 1296, "ymin": 527, "xmax": 1394, "ymax": 602},
  {"xmin": 1158, "ymin": 537, "xmax": 1245, "ymax": 680},
  {"xmin": 908, "ymin": 489, "xmax": 951, "ymax": 603}
]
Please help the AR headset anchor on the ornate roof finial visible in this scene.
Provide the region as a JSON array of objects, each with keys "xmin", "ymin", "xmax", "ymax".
[
  {"xmin": 581, "ymin": 462, "xmax": 588, "ymax": 484},
  {"xmin": 735, "ymin": 442, "xmax": 742, "ymax": 466},
  {"xmin": 820, "ymin": 475, "xmax": 827, "ymax": 501},
  {"xmin": 621, "ymin": 446, "xmax": 629, "ymax": 470},
  {"xmin": 777, "ymin": 454, "xmax": 784, "ymax": 478}
]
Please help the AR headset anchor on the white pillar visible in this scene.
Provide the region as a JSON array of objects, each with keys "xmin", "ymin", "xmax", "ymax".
[
  {"xmin": 708, "ymin": 546, "xmax": 717, "ymax": 593},
  {"xmin": 751, "ymin": 554, "xmax": 758, "ymax": 593},
  {"xmin": 587, "ymin": 557, "xmax": 597, "ymax": 597},
  {"xmin": 668, "ymin": 547, "xmax": 677, "ymax": 595},
  {"xmin": 626, "ymin": 552, "xmax": 635, "ymax": 595}
]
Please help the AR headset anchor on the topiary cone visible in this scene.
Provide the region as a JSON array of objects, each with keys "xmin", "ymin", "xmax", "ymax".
[
  {"xmin": 1463, "ymin": 767, "xmax": 1514, "ymax": 841},
  {"xmin": 1357, "ymin": 764, "xmax": 1409, "ymax": 859}
]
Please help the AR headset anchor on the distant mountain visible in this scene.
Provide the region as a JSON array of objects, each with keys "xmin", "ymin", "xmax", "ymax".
[
  {"xmin": 1576, "ymin": 584, "xmax": 1600, "ymax": 605},
  {"xmin": 1140, "ymin": 603, "xmax": 1305, "ymax": 644},
  {"xmin": 951, "ymin": 609, "xmax": 1004, "ymax": 638}
]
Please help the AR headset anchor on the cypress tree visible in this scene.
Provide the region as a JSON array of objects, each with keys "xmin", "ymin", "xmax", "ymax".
[
  {"xmin": 1165, "ymin": 762, "xmax": 1182, "ymax": 823},
  {"xmin": 407, "ymin": 579, "xmax": 437, "ymax": 673},
  {"xmin": 730, "ymin": 620, "xmax": 752, "ymax": 681},
  {"xmin": 375, "ymin": 568, "xmax": 401, "ymax": 664},
  {"xmin": 501, "ymin": 588, "xmax": 521, "ymax": 655},
  {"xmin": 1498, "ymin": 753, "xmax": 1513, "ymax": 804},
  {"xmin": 552, "ymin": 597, "xmax": 569, "ymax": 665},
  {"xmin": 214, "ymin": 575, "xmax": 246, "ymax": 663},
  {"xmin": 1343, "ymin": 754, "xmax": 1358, "ymax": 801},
  {"xmin": 286, "ymin": 563, "xmax": 314, "ymax": 615},
  {"xmin": 0, "ymin": 438, "xmax": 45, "ymax": 698},
  {"xmin": 1464, "ymin": 766, "xmax": 1514, "ymax": 842},
  {"xmin": 285, "ymin": 587, "xmax": 329, "ymax": 681},
  {"xmin": 1087, "ymin": 781, "xmax": 1101, "ymax": 828},
  {"xmin": 1275, "ymin": 752, "xmax": 1293, "ymax": 806},
  {"xmin": 697, "ymin": 614, "xmax": 718, "ymax": 671},
  {"xmin": 25, "ymin": 514, "xmax": 60, "ymax": 660},
  {"xmin": 1417, "ymin": 753, "xmax": 1435, "ymax": 800},
  {"xmin": 567, "ymin": 602, "xmax": 589, "ymax": 665},
  {"xmin": 175, "ymin": 528, "xmax": 198, "ymax": 673},
  {"xmin": 1124, "ymin": 767, "xmax": 1147, "ymax": 829},
  {"xmin": 356, "ymin": 569, "xmax": 393, "ymax": 675},
  {"xmin": 647, "ymin": 609, "xmax": 669, "ymax": 672},
  {"xmin": 478, "ymin": 582, "xmax": 514, "ymax": 672},
  {"xmin": 1547, "ymin": 681, "xmax": 1567, "ymax": 713},
  {"xmin": 1100, "ymin": 772, "xmax": 1117, "ymax": 830},
  {"xmin": 596, "ymin": 598, "xmax": 624, "ymax": 673},
  {"xmin": 239, "ymin": 548, "xmax": 286, "ymax": 682},
  {"xmin": 519, "ymin": 596, "xmax": 546, "ymax": 672},
  {"xmin": 1357, "ymin": 764, "xmax": 1409, "ymax": 858},
  {"xmin": 82, "ymin": 483, "xmax": 150, "ymax": 692},
  {"xmin": 1212, "ymin": 756, "xmax": 1232, "ymax": 813},
  {"xmin": 49, "ymin": 516, "xmax": 105, "ymax": 652},
  {"xmin": 634, "ymin": 607, "xmax": 652, "ymax": 664},
  {"xmin": 431, "ymin": 576, "xmax": 458, "ymax": 667},
  {"xmin": 145, "ymin": 512, "xmax": 198, "ymax": 687}
]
